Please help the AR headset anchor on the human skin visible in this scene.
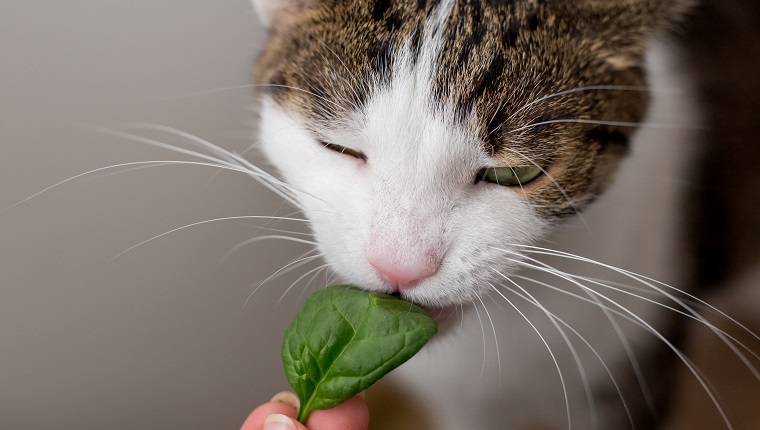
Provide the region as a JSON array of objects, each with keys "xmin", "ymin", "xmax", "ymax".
[{"xmin": 241, "ymin": 392, "xmax": 369, "ymax": 430}]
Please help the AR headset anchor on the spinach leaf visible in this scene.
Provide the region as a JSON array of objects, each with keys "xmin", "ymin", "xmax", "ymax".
[{"xmin": 281, "ymin": 285, "xmax": 437, "ymax": 423}]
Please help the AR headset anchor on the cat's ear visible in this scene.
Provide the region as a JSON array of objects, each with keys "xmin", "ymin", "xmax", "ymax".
[{"xmin": 253, "ymin": 0, "xmax": 318, "ymax": 27}]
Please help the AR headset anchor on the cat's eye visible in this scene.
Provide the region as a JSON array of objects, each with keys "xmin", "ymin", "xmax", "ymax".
[
  {"xmin": 477, "ymin": 166, "xmax": 543, "ymax": 186},
  {"xmin": 320, "ymin": 141, "xmax": 367, "ymax": 161}
]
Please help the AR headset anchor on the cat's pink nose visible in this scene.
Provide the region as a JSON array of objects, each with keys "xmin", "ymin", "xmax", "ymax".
[{"xmin": 368, "ymin": 255, "xmax": 439, "ymax": 292}]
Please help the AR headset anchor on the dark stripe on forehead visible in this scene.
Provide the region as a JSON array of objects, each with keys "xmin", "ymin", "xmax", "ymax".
[
  {"xmin": 462, "ymin": 52, "xmax": 506, "ymax": 117},
  {"xmin": 526, "ymin": 12, "xmax": 540, "ymax": 32},
  {"xmin": 434, "ymin": 1, "xmax": 537, "ymax": 96},
  {"xmin": 486, "ymin": 0, "xmax": 514, "ymax": 7},
  {"xmin": 504, "ymin": 24, "xmax": 519, "ymax": 47},
  {"xmin": 365, "ymin": 0, "xmax": 448, "ymax": 87},
  {"xmin": 418, "ymin": 0, "xmax": 443, "ymax": 13},
  {"xmin": 373, "ymin": 0, "xmax": 392, "ymax": 20},
  {"xmin": 374, "ymin": 0, "xmax": 442, "ymax": 21},
  {"xmin": 459, "ymin": 2, "xmax": 487, "ymax": 62},
  {"xmin": 370, "ymin": 38, "xmax": 395, "ymax": 86},
  {"xmin": 378, "ymin": 2, "xmax": 405, "ymax": 31},
  {"xmin": 409, "ymin": 21, "xmax": 424, "ymax": 65}
]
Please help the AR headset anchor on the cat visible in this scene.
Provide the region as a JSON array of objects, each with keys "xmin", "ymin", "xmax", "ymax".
[{"xmin": 250, "ymin": 1, "xmax": 757, "ymax": 429}]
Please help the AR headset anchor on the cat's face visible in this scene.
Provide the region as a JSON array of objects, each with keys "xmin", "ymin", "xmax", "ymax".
[{"xmin": 253, "ymin": 0, "xmax": 689, "ymax": 307}]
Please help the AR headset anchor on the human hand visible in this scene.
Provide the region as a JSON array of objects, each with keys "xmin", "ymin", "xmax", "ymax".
[{"xmin": 241, "ymin": 391, "xmax": 370, "ymax": 430}]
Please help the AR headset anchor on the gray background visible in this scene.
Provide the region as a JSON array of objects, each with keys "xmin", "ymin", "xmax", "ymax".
[
  {"xmin": 2, "ymin": 1, "xmax": 760, "ymax": 429},
  {"xmin": 0, "ymin": 1, "xmax": 304, "ymax": 428}
]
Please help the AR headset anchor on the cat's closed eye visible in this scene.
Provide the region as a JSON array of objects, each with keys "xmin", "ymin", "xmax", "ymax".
[
  {"xmin": 475, "ymin": 166, "xmax": 543, "ymax": 187},
  {"xmin": 320, "ymin": 140, "xmax": 367, "ymax": 161}
]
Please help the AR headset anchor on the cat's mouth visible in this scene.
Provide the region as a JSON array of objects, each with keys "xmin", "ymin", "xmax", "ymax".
[
  {"xmin": 391, "ymin": 293, "xmax": 455, "ymax": 323},
  {"xmin": 389, "ymin": 292, "xmax": 455, "ymax": 324}
]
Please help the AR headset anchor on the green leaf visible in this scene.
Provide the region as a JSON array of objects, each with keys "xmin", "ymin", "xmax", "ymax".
[{"xmin": 281, "ymin": 285, "xmax": 437, "ymax": 423}]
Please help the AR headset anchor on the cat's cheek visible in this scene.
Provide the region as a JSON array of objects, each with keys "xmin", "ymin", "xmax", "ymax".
[
  {"xmin": 309, "ymin": 190, "xmax": 382, "ymax": 292},
  {"xmin": 413, "ymin": 193, "xmax": 547, "ymax": 306},
  {"xmin": 257, "ymin": 101, "xmax": 362, "ymax": 200},
  {"xmin": 257, "ymin": 101, "xmax": 369, "ymax": 263}
]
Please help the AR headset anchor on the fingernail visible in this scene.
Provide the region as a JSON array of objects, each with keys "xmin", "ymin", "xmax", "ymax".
[
  {"xmin": 357, "ymin": 390, "xmax": 366, "ymax": 399},
  {"xmin": 270, "ymin": 391, "xmax": 300, "ymax": 411},
  {"xmin": 263, "ymin": 414, "xmax": 296, "ymax": 430}
]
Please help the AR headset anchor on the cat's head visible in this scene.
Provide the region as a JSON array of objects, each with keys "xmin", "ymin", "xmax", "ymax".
[{"xmin": 252, "ymin": 0, "xmax": 692, "ymax": 307}]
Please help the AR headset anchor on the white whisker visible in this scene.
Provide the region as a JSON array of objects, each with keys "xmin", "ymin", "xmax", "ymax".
[
  {"xmin": 472, "ymin": 299, "xmax": 488, "ymax": 384},
  {"xmin": 514, "ymin": 244, "xmax": 760, "ymax": 380},
  {"xmin": 499, "ymin": 146, "xmax": 593, "ymax": 236},
  {"xmin": 242, "ymin": 251, "xmax": 322, "ymax": 310},
  {"xmin": 214, "ymin": 235, "xmax": 317, "ymax": 272},
  {"xmin": 457, "ymin": 303, "xmax": 465, "ymax": 334},
  {"xmin": 477, "ymin": 295, "xmax": 502, "ymax": 391},
  {"xmin": 498, "ymin": 281, "xmax": 636, "ymax": 429},
  {"xmin": 501, "ymin": 247, "xmax": 657, "ymax": 415},
  {"xmin": 125, "ymin": 123, "xmax": 243, "ymax": 165},
  {"xmin": 1, "ymin": 160, "xmax": 251, "ymax": 215},
  {"xmin": 507, "ymin": 118, "xmax": 700, "ymax": 135},
  {"xmin": 162, "ymin": 83, "xmax": 263, "ymax": 100},
  {"xmin": 493, "ymin": 249, "xmax": 735, "ymax": 429},
  {"xmin": 497, "ymin": 86, "xmax": 651, "ymax": 132},
  {"xmin": 101, "ymin": 123, "xmax": 310, "ymax": 207},
  {"xmin": 513, "ymin": 270, "xmax": 760, "ymax": 365},
  {"xmin": 278, "ymin": 263, "xmax": 331, "ymax": 305},
  {"xmin": 491, "ymin": 268, "xmax": 598, "ymax": 429},
  {"xmin": 112, "ymin": 215, "xmax": 308, "ymax": 260},
  {"xmin": 488, "ymin": 281, "xmax": 573, "ymax": 430},
  {"xmin": 297, "ymin": 264, "xmax": 331, "ymax": 303}
]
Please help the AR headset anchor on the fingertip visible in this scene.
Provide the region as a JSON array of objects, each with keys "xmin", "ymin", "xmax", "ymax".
[
  {"xmin": 241, "ymin": 400, "xmax": 299, "ymax": 430},
  {"xmin": 270, "ymin": 391, "xmax": 300, "ymax": 411},
  {"xmin": 262, "ymin": 413, "xmax": 307, "ymax": 430},
  {"xmin": 305, "ymin": 395, "xmax": 370, "ymax": 430}
]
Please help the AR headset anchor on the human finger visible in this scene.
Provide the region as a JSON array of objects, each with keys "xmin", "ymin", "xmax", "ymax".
[
  {"xmin": 240, "ymin": 392, "xmax": 307, "ymax": 430},
  {"xmin": 304, "ymin": 395, "xmax": 370, "ymax": 430}
]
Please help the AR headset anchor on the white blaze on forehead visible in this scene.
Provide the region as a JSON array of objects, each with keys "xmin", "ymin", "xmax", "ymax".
[
  {"xmin": 358, "ymin": 65, "xmax": 483, "ymax": 196},
  {"xmin": 341, "ymin": 0, "xmax": 478, "ymax": 274},
  {"xmin": 345, "ymin": 0, "xmax": 480, "ymax": 194}
]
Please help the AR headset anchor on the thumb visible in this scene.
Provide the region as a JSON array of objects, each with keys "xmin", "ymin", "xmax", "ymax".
[
  {"xmin": 261, "ymin": 414, "xmax": 309, "ymax": 430},
  {"xmin": 241, "ymin": 392, "xmax": 369, "ymax": 430}
]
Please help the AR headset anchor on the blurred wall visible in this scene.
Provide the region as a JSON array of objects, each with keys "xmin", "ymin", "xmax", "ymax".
[
  {"xmin": 0, "ymin": 2, "xmax": 306, "ymax": 429},
  {"xmin": 2, "ymin": 1, "xmax": 760, "ymax": 430}
]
